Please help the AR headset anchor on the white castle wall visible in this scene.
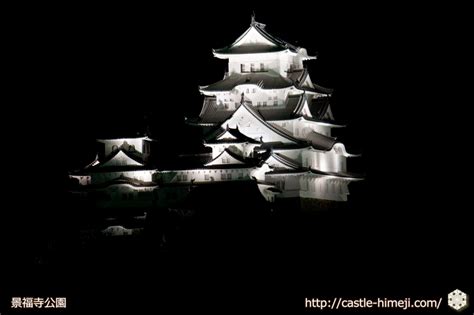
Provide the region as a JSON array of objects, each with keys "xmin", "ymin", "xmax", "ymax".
[
  {"xmin": 270, "ymin": 120, "xmax": 332, "ymax": 138},
  {"xmin": 160, "ymin": 168, "xmax": 253, "ymax": 184},
  {"xmin": 301, "ymin": 149, "xmax": 346, "ymax": 173},
  {"xmin": 90, "ymin": 170, "xmax": 155, "ymax": 185},
  {"xmin": 267, "ymin": 173, "xmax": 351, "ymax": 201},
  {"xmin": 214, "ymin": 87, "xmax": 291, "ymax": 109},
  {"xmin": 227, "ymin": 51, "xmax": 302, "ymax": 76}
]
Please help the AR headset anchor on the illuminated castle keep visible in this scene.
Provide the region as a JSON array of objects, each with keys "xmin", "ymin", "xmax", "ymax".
[
  {"xmin": 186, "ymin": 17, "xmax": 361, "ymax": 202},
  {"xmin": 69, "ymin": 17, "xmax": 361, "ymax": 225}
]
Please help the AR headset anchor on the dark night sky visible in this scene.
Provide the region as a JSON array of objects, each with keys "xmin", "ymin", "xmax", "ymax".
[
  {"xmin": 3, "ymin": 2, "xmax": 472, "ymax": 313},
  {"xmin": 14, "ymin": 4, "xmax": 468, "ymax": 211}
]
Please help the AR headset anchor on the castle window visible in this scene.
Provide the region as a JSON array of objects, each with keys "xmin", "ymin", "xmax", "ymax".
[
  {"xmin": 205, "ymin": 174, "xmax": 209, "ymax": 181},
  {"xmin": 252, "ymin": 88, "xmax": 256, "ymax": 93},
  {"xmin": 257, "ymin": 102, "xmax": 261, "ymax": 106},
  {"xmin": 227, "ymin": 173, "xmax": 232, "ymax": 180},
  {"xmin": 263, "ymin": 101, "xmax": 267, "ymax": 106},
  {"xmin": 250, "ymin": 63, "xmax": 255, "ymax": 72},
  {"xmin": 273, "ymin": 100, "xmax": 278, "ymax": 106},
  {"xmin": 241, "ymin": 64, "xmax": 246, "ymax": 72},
  {"xmin": 221, "ymin": 173, "xmax": 226, "ymax": 180},
  {"xmin": 260, "ymin": 63, "xmax": 264, "ymax": 71}
]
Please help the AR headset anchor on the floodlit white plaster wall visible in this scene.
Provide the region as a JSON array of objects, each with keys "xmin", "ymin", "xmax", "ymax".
[
  {"xmin": 266, "ymin": 173, "xmax": 351, "ymax": 201},
  {"xmin": 90, "ymin": 170, "xmax": 155, "ymax": 185},
  {"xmin": 227, "ymin": 50, "xmax": 302, "ymax": 76},
  {"xmin": 302, "ymin": 149, "xmax": 347, "ymax": 173},
  {"xmin": 228, "ymin": 51, "xmax": 288, "ymax": 75},
  {"xmin": 299, "ymin": 176, "xmax": 351, "ymax": 201},
  {"xmin": 161, "ymin": 168, "xmax": 252, "ymax": 183},
  {"xmin": 269, "ymin": 120, "xmax": 331, "ymax": 138},
  {"xmin": 214, "ymin": 87, "xmax": 290, "ymax": 108}
]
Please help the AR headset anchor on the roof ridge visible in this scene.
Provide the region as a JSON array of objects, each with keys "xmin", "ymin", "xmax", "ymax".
[
  {"xmin": 271, "ymin": 152, "xmax": 301, "ymax": 169},
  {"xmin": 94, "ymin": 149, "xmax": 144, "ymax": 168},
  {"xmin": 200, "ymin": 72, "xmax": 294, "ymax": 92},
  {"xmin": 240, "ymin": 102, "xmax": 301, "ymax": 144},
  {"xmin": 204, "ymin": 148, "xmax": 247, "ymax": 166},
  {"xmin": 120, "ymin": 149, "xmax": 145, "ymax": 165},
  {"xmin": 213, "ymin": 20, "xmax": 299, "ymax": 55},
  {"xmin": 205, "ymin": 126, "xmax": 261, "ymax": 144}
]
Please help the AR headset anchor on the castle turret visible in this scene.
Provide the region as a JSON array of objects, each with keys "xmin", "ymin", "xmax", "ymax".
[{"xmin": 188, "ymin": 17, "xmax": 362, "ymax": 202}]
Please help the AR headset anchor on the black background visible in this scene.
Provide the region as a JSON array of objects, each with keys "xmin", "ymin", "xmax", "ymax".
[{"xmin": 2, "ymin": 2, "xmax": 472, "ymax": 314}]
